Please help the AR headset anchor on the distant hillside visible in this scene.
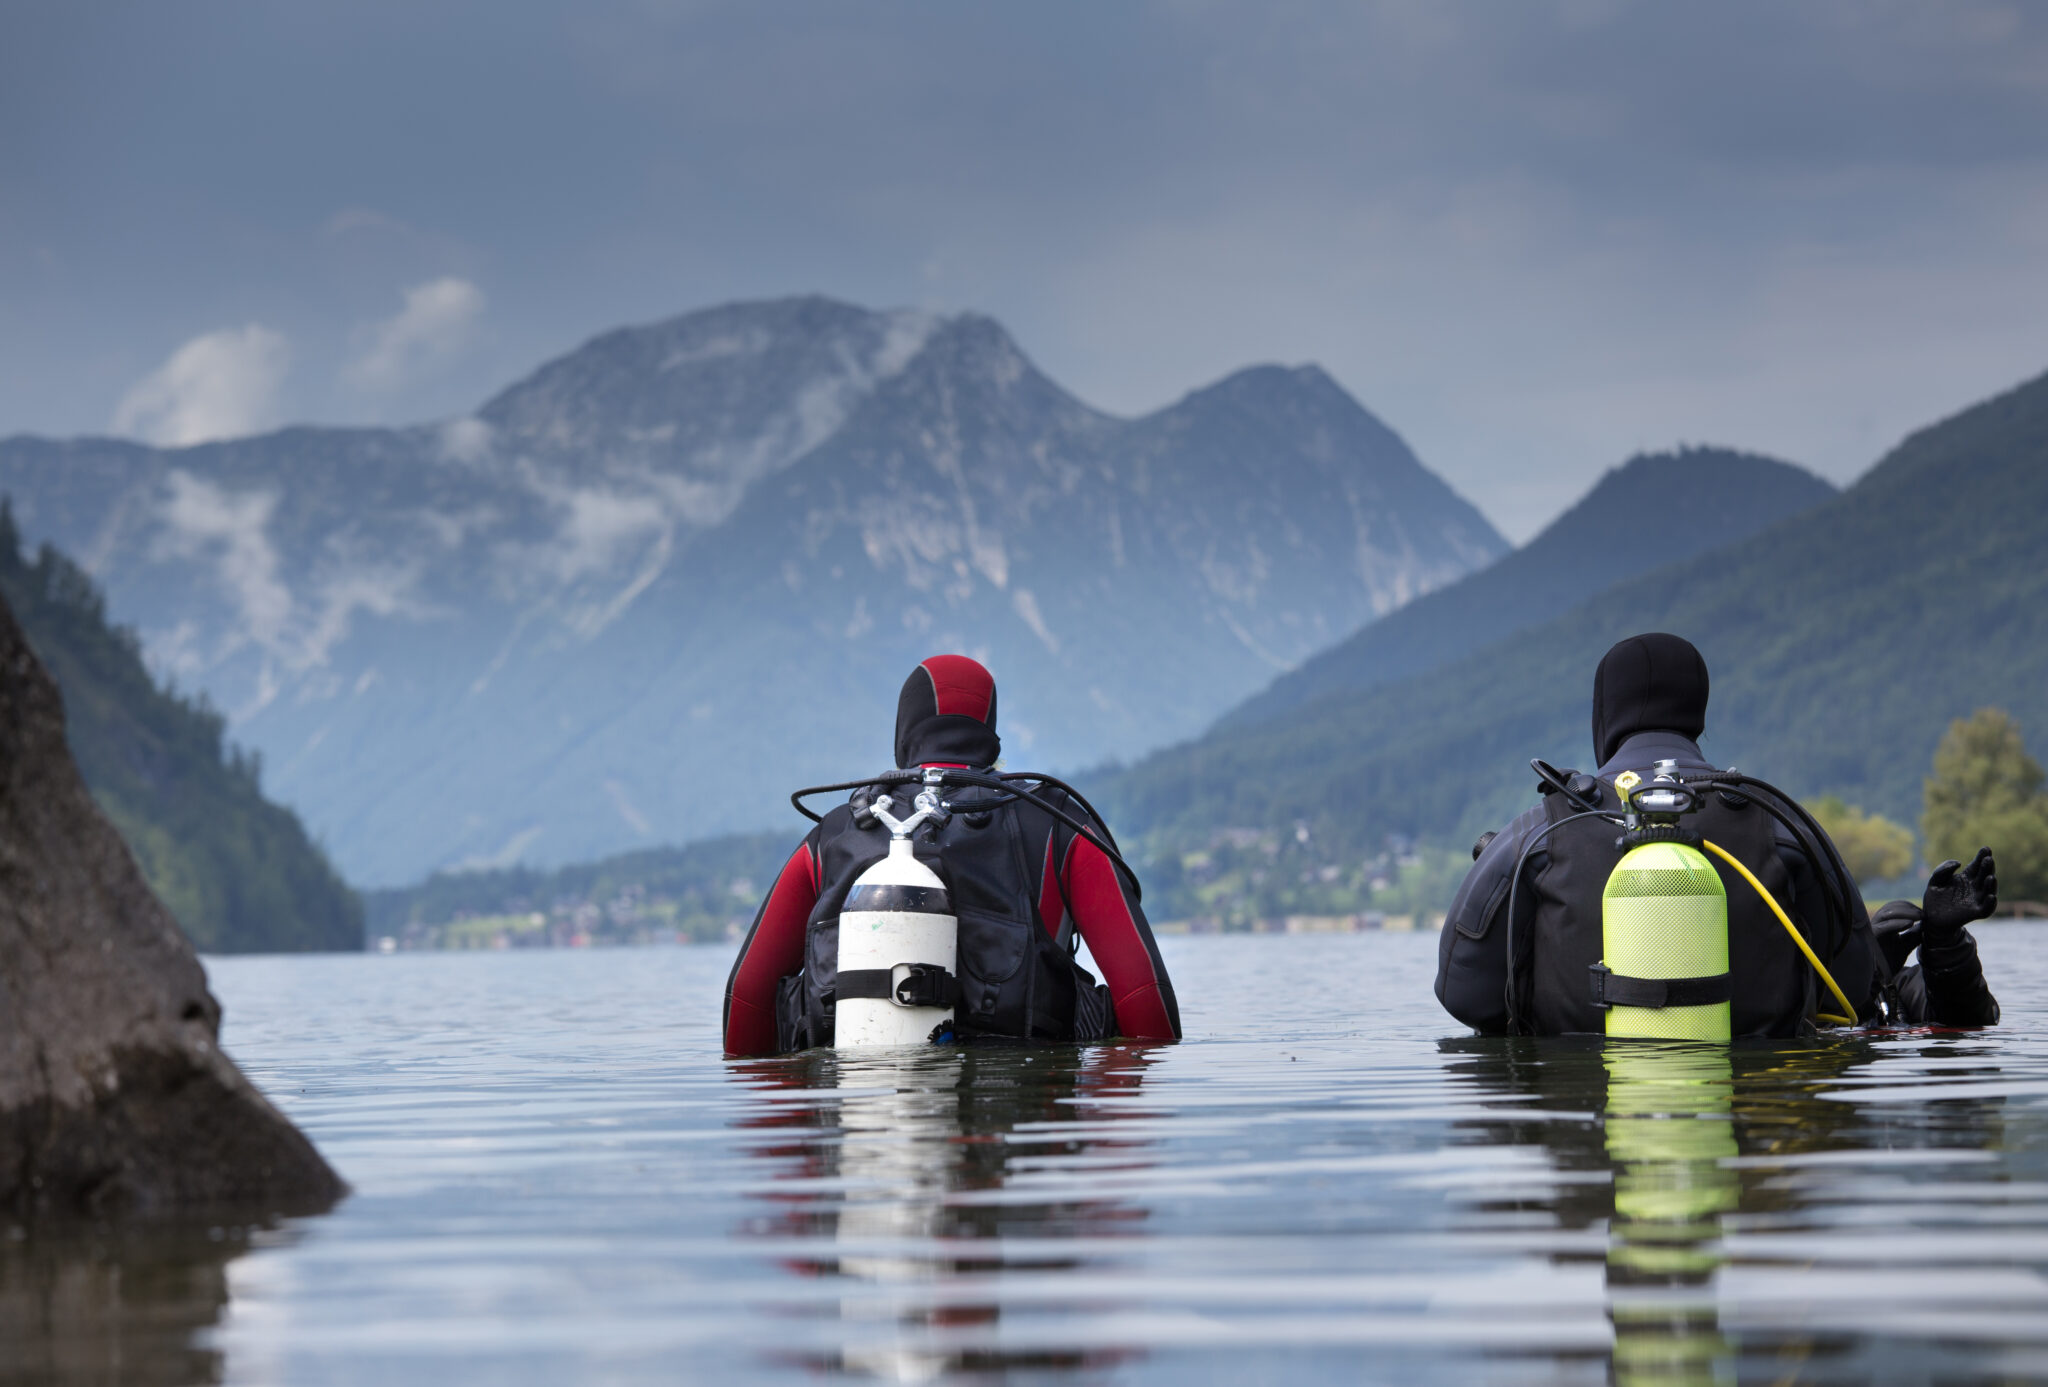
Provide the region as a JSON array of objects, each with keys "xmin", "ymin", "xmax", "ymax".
[
  {"xmin": 1223, "ymin": 448, "xmax": 1836, "ymax": 730},
  {"xmin": 0, "ymin": 296, "xmax": 1504, "ymax": 884},
  {"xmin": 0, "ymin": 506, "xmax": 361, "ymax": 952},
  {"xmin": 1096, "ymin": 367, "xmax": 2048, "ymax": 910},
  {"xmin": 363, "ymin": 832, "xmax": 789, "ymax": 947}
]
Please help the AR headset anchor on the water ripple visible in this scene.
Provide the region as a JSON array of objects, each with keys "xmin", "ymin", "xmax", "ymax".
[{"xmin": 7, "ymin": 927, "xmax": 2047, "ymax": 1384}]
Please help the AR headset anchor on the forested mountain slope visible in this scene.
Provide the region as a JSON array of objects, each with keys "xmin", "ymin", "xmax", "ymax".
[
  {"xmin": 1222, "ymin": 448, "xmax": 1836, "ymax": 730},
  {"xmin": 0, "ymin": 507, "xmax": 360, "ymax": 952},
  {"xmin": 1097, "ymin": 367, "xmax": 2048, "ymax": 875}
]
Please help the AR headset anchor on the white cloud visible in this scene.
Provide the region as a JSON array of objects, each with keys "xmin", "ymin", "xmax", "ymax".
[
  {"xmin": 346, "ymin": 277, "xmax": 485, "ymax": 392},
  {"xmin": 491, "ymin": 479, "xmax": 677, "ymax": 638},
  {"xmin": 549, "ymin": 488, "xmax": 670, "ymax": 583},
  {"xmin": 438, "ymin": 415, "xmax": 494, "ymax": 462},
  {"xmin": 1011, "ymin": 587, "xmax": 1058, "ymax": 654},
  {"xmin": 302, "ymin": 564, "xmax": 420, "ymax": 669},
  {"xmin": 150, "ymin": 469, "xmax": 421, "ymax": 684},
  {"xmin": 111, "ymin": 325, "xmax": 290, "ymax": 447},
  {"xmin": 153, "ymin": 470, "xmax": 293, "ymax": 650}
]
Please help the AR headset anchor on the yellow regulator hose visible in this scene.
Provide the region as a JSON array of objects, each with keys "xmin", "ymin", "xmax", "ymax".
[{"xmin": 1700, "ymin": 839, "xmax": 1857, "ymax": 1026}]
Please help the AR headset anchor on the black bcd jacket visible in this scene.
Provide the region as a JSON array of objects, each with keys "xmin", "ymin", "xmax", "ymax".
[{"xmin": 1437, "ymin": 733, "xmax": 1997, "ymax": 1036}]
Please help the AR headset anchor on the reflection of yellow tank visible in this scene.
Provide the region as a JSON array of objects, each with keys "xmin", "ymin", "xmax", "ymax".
[{"xmin": 1604, "ymin": 1043, "xmax": 1738, "ymax": 1387}]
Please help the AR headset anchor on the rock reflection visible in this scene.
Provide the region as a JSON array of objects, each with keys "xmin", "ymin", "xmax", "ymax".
[
  {"xmin": 0, "ymin": 1223, "xmax": 259, "ymax": 1387},
  {"xmin": 729, "ymin": 1043, "xmax": 1160, "ymax": 1381}
]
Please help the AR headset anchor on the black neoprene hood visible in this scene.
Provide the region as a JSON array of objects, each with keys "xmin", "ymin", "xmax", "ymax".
[
  {"xmin": 894, "ymin": 654, "xmax": 1002, "ymax": 769},
  {"xmin": 1592, "ymin": 633, "xmax": 1710, "ymax": 765}
]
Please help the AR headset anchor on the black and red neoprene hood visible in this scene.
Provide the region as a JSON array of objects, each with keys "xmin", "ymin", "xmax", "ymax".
[{"xmin": 895, "ymin": 654, "xmax": 1001, "ymax": 769}]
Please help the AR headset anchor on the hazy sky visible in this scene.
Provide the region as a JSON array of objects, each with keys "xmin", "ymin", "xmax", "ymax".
[{"xmin": 5, "ymin": 1, "xmax": 2047, "ymax": 539}]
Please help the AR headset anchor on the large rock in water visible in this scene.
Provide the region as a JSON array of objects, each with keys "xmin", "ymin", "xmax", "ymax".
[{"xmin": 0, "ymin": 592, "xmax": 342, "ymax": 1218}]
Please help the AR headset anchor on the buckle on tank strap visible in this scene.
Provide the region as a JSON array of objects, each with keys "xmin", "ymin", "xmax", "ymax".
[
  {"xmin": 892, "ymin": 963, "xmax": 959, "ymax": 1008},
  {"xmin": 837, "ymin": 964, "xmax": 959, "ymax": 1009},
  {"xmin": 1589, "ymin": 962, "xmax": 1732, "ymax": 1010}
]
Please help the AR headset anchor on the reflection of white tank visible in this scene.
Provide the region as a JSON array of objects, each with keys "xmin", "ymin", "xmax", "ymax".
[
  {"xmin": 836, "ymin": 772, "xmax": 959, "ymax": 1049},
  {"xmin": 833, "ymin": 1049, "xmax": 965, "ymax": 1379}
]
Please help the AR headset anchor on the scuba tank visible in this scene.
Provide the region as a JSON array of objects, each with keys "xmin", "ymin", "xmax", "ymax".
[
  {"xmin": 784, "ymin": 765, "xmax": 1144, "ymax": 1050},
  {"xmin": 1592, "ymin": 775, "xmax": 1733, "ymax": 1041},
  {"xmin": 834, "ymin": 769, "xmax": 960, "ymax": 1049},
  {"xmin": 1514, "ymin": 758, "xmax": 1864, "ymax": 1037}
]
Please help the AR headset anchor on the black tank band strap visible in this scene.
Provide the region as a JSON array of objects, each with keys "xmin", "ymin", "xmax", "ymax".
[
  {"xmin": 837, "ymin": 964, "xmax": 960, "ymax": 1009},
  {"xmin": 844, "ymin": 883, "xmax": 952, "ymax": 913},
  {"xmin": 1589, "ymin": 963, "xmax": 1732, "ymax": 1010}
]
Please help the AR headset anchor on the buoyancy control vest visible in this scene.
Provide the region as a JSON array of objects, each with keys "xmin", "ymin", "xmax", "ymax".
[
  {"xmin": 1524, "ymin": 771, "xmax": 1818, "ymax": 1038},
  {"xmin": 773, "ymin": 778, "xmax": 1117, "ymax": 1052}
]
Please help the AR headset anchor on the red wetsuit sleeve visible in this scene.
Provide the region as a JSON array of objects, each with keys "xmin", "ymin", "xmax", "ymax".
[
  {"xmin": 1064, "ymin": 833, "xmax": 1182, "ymax": 1041},
  {"xmin": 722, "ymin": 838, "xmax": 820, "ymax": 1056}
]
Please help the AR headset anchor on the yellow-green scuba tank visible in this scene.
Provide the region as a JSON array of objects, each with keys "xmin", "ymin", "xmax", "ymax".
[{"xmin": 1592, "ymin": 778, "xmax": 1733, "ymax": 1041}]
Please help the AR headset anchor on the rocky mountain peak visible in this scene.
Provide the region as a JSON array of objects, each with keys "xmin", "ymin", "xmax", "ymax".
[
  {"xmin": 0, "ymin": 297, "xmax": 1515, "ymax": 883},
  {"xmin": 1175, "ymin": 362, "xmax": 1347, "ymax": 415},
  {"xmin": 473, "ymin": 295, "xmax": 941, "ymax": 491},
  {"xmin": 862, "ymin": 311, "xmax": 1098, "ymax": 418},
  {"xmin": 1140, "ymin": 362, "xmax": 1442, "ymax": 488}
]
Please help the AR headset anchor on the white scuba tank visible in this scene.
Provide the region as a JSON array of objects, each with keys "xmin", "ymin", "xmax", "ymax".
[{"xmin": 835, "ymin": 837, "xmax": 958, "ymax": 1049}]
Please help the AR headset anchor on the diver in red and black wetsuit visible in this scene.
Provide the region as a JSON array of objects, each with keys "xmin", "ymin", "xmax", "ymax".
[{"xmin": 722, "ymin": 654, "xmax": 1181, "ymax": 1056}]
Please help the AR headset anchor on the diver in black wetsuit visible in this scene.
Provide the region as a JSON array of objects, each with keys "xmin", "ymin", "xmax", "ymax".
[{"xmin": 1436, "ymin": 633, "xmax": 2000, "ymax": 1036}]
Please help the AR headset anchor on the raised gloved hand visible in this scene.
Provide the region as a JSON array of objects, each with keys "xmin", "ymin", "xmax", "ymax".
[{"xmin": 1922, "ymin": 847, "xmax": 1998, "ymax": 946}]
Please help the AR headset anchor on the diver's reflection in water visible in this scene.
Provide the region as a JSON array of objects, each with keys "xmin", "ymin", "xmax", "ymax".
[
  {"xmin": 834, "ymin": 1048, "xmax": 970, "ymax": 1381},
  {"xmin": 1601, "ymin": 1045, "xmax": 1737, "ymax": 1387},
  {"xmin": 729, "ymin": 1043, "xmax": 1159, "ymax": 1381},
  {"xmin": 0, "ymin": 1224, "xmax": 259, "ymax": 1387},
  {"xmin": 1439, "ymin": 1035, "xmax": 1917, "ymax": 1386}
]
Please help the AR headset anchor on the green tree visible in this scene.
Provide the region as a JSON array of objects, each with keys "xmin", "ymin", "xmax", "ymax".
[
  {"xmin": 1922, "ymin": 708, "xmax": 2048, "ymax": 904},
  {"xmin": 1811, "ymin": 796, "xmax": 1915, "ymax": 887}
]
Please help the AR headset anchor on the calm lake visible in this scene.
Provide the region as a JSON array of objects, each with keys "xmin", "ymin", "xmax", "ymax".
[{"xmin": 10, "ymin": 927, "xmax": 2048, "ymax": 1385}]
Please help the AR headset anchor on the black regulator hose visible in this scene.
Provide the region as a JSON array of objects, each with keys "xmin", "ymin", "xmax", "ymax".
[
  {"xmin": 1681, "ymin": 770, "xmax": 1859, "ymax": 958},
  {"xmin": 995, "ymin": 771, "xmax": 1127, "ymax": 860},
  {"xmin": 789, "ymin": 772, "xmax": 920, "ymax": 820},
  {"xmin": 789, "ymin": 767, "xmax": 1144, "ymax": 901}
]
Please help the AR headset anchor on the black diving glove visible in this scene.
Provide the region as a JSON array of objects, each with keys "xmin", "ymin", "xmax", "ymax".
[{"xmin": 1922, "ymin": 848, "xmax": 1997, "ymax": 948}]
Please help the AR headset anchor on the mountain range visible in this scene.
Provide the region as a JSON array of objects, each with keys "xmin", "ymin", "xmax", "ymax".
[
  {"xmin": 1221, "ymin": 447, "xmax": 1837, "ymax": 730},
  {"xmin": 366, "ymin": 442, "xmax": 1850, "ymax": 934},
  {"xmin": 0, "ymin": 296, "xmax": 1505, "ymax": 885},
  {"xmin": 1096, "ymin": 365, "xmax": 2048, "ymax": 911}
]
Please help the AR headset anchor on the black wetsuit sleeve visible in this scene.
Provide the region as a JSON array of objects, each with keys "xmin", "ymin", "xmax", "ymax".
[
  {"xmin": 1900, "ymin": 931, "xmax": 2001, "ymax": 1026},
  {"xmin": 1779, "ymin": 829, "xmax": 2000, "ymax": 1027},
  {"xmin": 1436, "ymin": 805, "xmax": 1545, "ymax": 1034}
]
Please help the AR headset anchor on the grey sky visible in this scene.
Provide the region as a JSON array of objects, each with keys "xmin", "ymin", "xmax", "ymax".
[{"xmin": 4, "ymin": 1, "xmax": 2046, "ymax": 539}]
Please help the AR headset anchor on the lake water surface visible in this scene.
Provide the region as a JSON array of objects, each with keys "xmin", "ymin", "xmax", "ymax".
[{"xmin": 10, "ymin": 928, "xmax": 2048, "ymax": 1385}]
